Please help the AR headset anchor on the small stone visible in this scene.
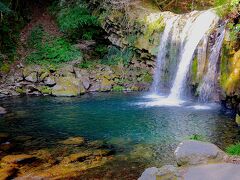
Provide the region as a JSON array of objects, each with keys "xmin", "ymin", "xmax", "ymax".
[
  {"xmin": 44, "ymin": 76, "xmax": 56, "ymax": 86},
  {"xmin": 2, "ymin": 154, "xmax": 35, "ymax": 164},
  {"xmin": 0, "ymin": 107, "xmax": 7, "ymax": 114},
  {"xmin": 0, "ymin": 142, "xmax": 14, "ymax": 151},
  {"xmin": 25, "ymin": 72, "xmax": 38, "ymax": 83},
  {"xmin": 59, "ymin": 137, "xmax": 85, "ymax": 145}
]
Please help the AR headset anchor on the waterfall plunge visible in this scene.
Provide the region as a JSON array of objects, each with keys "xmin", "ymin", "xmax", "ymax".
[
  {"xmin": 168, "ymin": 11, "xmax": 219, "ymax": 100},
  {"xmin": 198, "ymin": 25, "xmax": 226, "ymax": 102},
  {"xmin": 149, "ymin": 10, "xmax": 220, "ymax": 105}
]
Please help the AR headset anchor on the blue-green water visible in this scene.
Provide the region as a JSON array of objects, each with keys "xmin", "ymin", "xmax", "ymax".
[{"xmin": 0, "ymin": 92, "xmax": 239, "ymax": 178}]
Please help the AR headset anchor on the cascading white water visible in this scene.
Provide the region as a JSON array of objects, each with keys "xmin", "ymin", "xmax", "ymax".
[
  {"xmin": 198, "ymin": 25, "xmax": 226, "ymax": 102},
  {"xmin": 150, "ymin": 16, "xmax": 179, "ymax": 94},
  {"xmin": 168, "ymin": 10, "xmax": 219, "ymax": 100}
]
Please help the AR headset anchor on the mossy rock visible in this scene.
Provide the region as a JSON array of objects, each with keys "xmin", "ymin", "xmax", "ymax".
[{"xmin": 52, "ymin": 77, "xmax": 83, "ymax": 97}]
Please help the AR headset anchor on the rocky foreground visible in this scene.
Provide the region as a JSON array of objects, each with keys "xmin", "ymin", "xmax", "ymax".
[{"xmin": 139, "ymin": 140, "xmax": 240, "ymax": 180}]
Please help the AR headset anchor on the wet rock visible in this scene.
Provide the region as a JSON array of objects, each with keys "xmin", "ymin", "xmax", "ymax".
[
  {"xmin": 57, "ymin": 65, "xmax": 75, "ymax": 77},
  {"xmin": 0, "ymin": 107, "xmax": 7, "ymax": 114},
  {"xmin": 0, "ymin": 142, "xmax": 14, "ymax": 151},
  {"xmin": 44, "ymin": 76, "xmax": 56, "ymax": 86},
  {"xmin": 25, "ymin": 72, "xmax": 38, "ymax": 83},
  {"xmin": 100, "ymin": 78, "xmax": 113, "ymax": 91},
  {"xmin": 59, "ymin": 137, "xmax": 85, "ymax": 145},
  {"xmin": 88, "ymin": 140, "xmax": 105, "ymax": 149},
  {"xmin": 139, "ymin": 165, "xmax": 178, "ymax": 180},
  {"xmin": 89, "ymin": 82, "xmax": 101, "ymax": 92},
  {"xmin": 0, "ymin": 133, "xmax": 9, "ymax": 143},
  {"xmin": 2, "ymin": 154, "xmax": 35, "ymax": 164},
  {"xmin": 61, "ymin": 151, "xmax": 92, "ymax": 164},
  {"xmin": 14, "ymin": 136, "xmax": 32, "ymax": 142},
  {"xmin": 0, "ymin": 166, "xmax": 18, "ymax": 180},
  {"xmin": 174, "ymin": 140, "xmax": 226, "ymax": 166}
]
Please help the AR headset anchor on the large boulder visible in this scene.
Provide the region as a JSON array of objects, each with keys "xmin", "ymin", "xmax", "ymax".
[
  {"xmin": 52, "ymin": 77, "xmax": 83, "ymax": 97},
  {"xmin": 174, "ymin": 140, "xmax": 226, "ymax": 166},
  {"xmin": 25, "ymin": 72, "xmax": 38, "ymax": 83}
]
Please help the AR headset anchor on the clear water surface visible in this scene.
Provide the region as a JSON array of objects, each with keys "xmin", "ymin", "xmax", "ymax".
[{"xmin": 0, "ymin": 92, "xmax": 238, "ymax": 179}]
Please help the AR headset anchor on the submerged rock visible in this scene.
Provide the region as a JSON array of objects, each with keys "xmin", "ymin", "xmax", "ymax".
[
  {"xmin": 1, "ymin": 154, "xmax": 35, "ymax": 164},
  {"xmin": 0, "ymin": 166, "xmax": 18, "ymax": 180},
  {"xmin": 174, "ymin": 140, "xmax": 226, "ymax": 166},
  {"xmin": 59, "ymin": 137, "xmax": 85, "ymax": 145},
  {"xmin": 0, "ymin": 133, "xmax": 9, "ymax": 143},
  {"xmin": 0, "ymin": 107, "xmax": 7, "ymax": 114}
]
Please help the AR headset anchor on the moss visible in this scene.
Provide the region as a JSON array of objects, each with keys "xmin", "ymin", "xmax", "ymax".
[
  {"xmin": 39, "ymin": 86, "xmax": 52, "ymax": 95},
  {"xmin": 226, "ymin": 143, "xmax": 240, "ymax": 156},
  {"xmin": 142, "ymin": 73, "xmax": 153, "ymax": 83},
  {"xmin": 0, "ymin": 63, "xmax": 10, "ymax": 73},
  {"xmin": 191, "ymin": 56, "xmax": 198, "ymax": 83},
  {"xmin": 112, "ymin": 85, "xmax": 125, "ymax": 92},
  {"xmin": 15, "ymin": 87, "xmax": 25, "ymax": 94},
  {"xmin": 145, "ymin": 16, "xmax": 165, "ymax": 41}
]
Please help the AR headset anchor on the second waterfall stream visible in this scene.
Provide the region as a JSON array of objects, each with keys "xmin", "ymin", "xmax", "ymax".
[{"xmin": 148, "ymin": 9, "xmax": 225, "ymax": 106}]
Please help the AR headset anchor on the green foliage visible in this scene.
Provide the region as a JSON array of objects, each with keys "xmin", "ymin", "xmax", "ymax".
[
  {"xmin": 215, "ymin": 0, "xmax": 239, "ymax": 17},
  {"xmin": 188, "ymin": 134, "xmax": 204, "ymax": 141},
  {"xmin": 55, "ymin": 3, "xmax": 100, "ymax": 40},
  {"xmin": 0, "ymin": 62, "xmax": 10, "ymax": 73},
  {"xmin": 0, "ymin": 1, "xmax": 11, "ymax": 14},
  {"xmin": 95, "ymin": 44, "xmax": 108, "ymax": 58},
  {"xmin": 191, "ymin": 56, "xmax": 198, "ymax": 82},
  {"xmin": 228, "ymin": 22, "xmax": 240, "ymax": 42},
  {"xmin": 26, "ymin": 28, "xmax": 82, "ymax": 65},
  {"xmin": 79, "ymin": 60, "xmax": 96, "ymax": 69},
  {"xmin": 142, "ymin": 73, "xmax": 153, "ymax": 83},
  {"xmin": 145, "ymin": 16, "xmax": 165, "ymax": 38},
  {"xmin": 112, "ymin": 85, "xmax": 125, "ymax": 92},
  {"xmin": 27, "ymin": 25, "xmax": 44, "ymax": 48},
  {"xmin": 101, "ymin": 46, "xmax": 134, "ymax": 66},
  {"xmin": 226, "ymin": 142, "xmax": 240, "ymax": 155}
]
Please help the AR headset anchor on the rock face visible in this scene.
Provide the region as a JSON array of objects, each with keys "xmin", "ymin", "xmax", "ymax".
[
  {"xmin": 0, "ymin": 107, "xmax": 7, "ymax": 114},
  {"xmin": 174, "ymin": 140, "xmax": 225, "ymax": 166}
]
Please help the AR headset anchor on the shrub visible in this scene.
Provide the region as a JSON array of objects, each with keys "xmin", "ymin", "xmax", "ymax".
[
  {"xmin": 188, "ymin": 134, "xmax": 204, "ymax": 141},
  {"xmin": 26, "ymin": 28, "xmax": 82, "ymax": 65},
  {"xmin": 101, "ymin": 46, "xmax": 133, "ymax": 66},
  {"xmin": 56, "ymin": 4, "xmax": 100, "ymax": 40},
  {"xmin": 226, "ymin": 143, "xmax": 240, "ymax": 155},
  {"xmin": 112, "ymin": 85, "xmax": 125, "ymax": 91}
]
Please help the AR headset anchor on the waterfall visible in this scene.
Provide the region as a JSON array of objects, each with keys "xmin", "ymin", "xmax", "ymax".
[
  {"xmin": 150, "ymin": 16, "xmax": 179, "ymax": 94},
  {"xmin": 168, "ymin": 11, "xmax": 219, "ymax": 100},
  {"xmin": 198, "ymin": 25, "xmax": 226, "ymax": 102}
]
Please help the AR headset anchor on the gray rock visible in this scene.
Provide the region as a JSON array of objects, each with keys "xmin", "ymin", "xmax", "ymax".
[
  {"xmin": 139, "ymin": 165, "xmax": 178, "ymax": 180},
  {"xmin": 174, "ymin": 140, "xmax": 225, "ymax": 166},
  {"xmin": 82, "ymin": 77, "xmax": 90, "ymax": 89},
  {"xmin": 44, "ymin": 76, "xmax": 56, "ymax": 86},
  {"xmin": 0, "ymin": 107, "xmax": 7, "ymax": 114},
  {"xmin": 25, "ymin": 72, "xmax": 38, "ymax": 83},
  {"xmin": 183, "ymin": 163, "xmax": 240, "ymax": 180}
]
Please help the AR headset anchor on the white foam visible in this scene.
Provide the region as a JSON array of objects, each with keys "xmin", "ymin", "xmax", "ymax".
[
  {"xmin": 137, "ymin": 96, "xmax": 185, "ymax": 107},
  {"xmin": 187, "ymin": 103, "xmax": 220, "ymax": 110}
]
